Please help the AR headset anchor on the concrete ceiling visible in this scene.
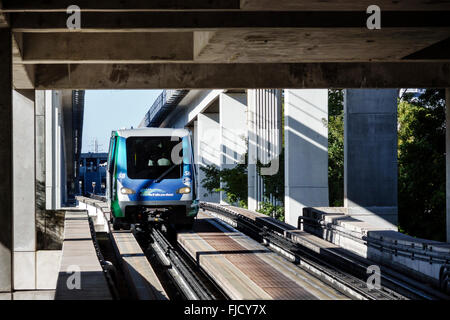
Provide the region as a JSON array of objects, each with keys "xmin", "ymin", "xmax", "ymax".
[{"xmin": 0, "ymin": 0, "xmax": 449, "ymax": 89}]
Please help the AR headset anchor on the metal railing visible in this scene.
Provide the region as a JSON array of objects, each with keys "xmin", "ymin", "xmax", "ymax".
[{"xmin": 140, "ymin": 89, "xmax": 188, "ymax": 128}]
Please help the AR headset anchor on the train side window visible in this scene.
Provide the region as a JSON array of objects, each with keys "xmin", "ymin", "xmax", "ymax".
[
  {"xmin": 108, "ymin": 136, "xmax": 117, "ymax": 174},
  {"xmin": 107, "ymin": 137, "xmax": 113, "ymax": 172}
]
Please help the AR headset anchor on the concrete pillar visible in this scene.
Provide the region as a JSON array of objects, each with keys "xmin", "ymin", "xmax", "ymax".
[
  {"xmin": 247, "ymin": 89, "xmax": 282, "ymax": 211},
  {"xmin": 344, "ymin": 89, "xmax": 398, "ymax": 228},
  {"xmin": 0, "ymin": 28, "xmax": 12, "ymax": 293},
  {"xmin": 219, "ymin": 92, "xmax": 247, "ymax": 204},
  {"xmin": 45, "ymin": 91, "xmax": 63, "ymax": 209},
  {"xmin": 446, "ymin": 89, "xmax": 450, "ymax": 242},
  {"xmin": 35, "ymin": 91, "xmax": 46, "ymax": 249},
  {"xmin": 196, "ymin": 112, "xmax": 220, "ymax": 203},
  {"xmin": 284, "ymin": 90, "xmax": 329, "ymax": 227},
  {"xmin": 13, "ymin": 89, "xmax": 36, "ymax": 290}
]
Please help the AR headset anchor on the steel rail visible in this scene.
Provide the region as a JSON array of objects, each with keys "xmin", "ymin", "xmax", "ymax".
[{"xmin": 148, "ymin": 227, "xmax": 218, "ymax": 300}]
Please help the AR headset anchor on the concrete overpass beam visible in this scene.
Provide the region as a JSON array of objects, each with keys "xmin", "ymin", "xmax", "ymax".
[
  {"xmin": 219, "ymin": 92, "xmax": 247, "ymax": 204},
  {"xmin": 446, "ymin": 89, "xmax": 450, "ymax": 242},
  {"xmin": 21, "ymin": 32, "xmax": 195, "ymax": 63},
  {"xmin": 284, "ymin": 89, "xmax": 329, "ymax": 227},
  {"xmin": 2, "ymin": 0, "xmax": 241, "ymax": 10},
  {"xmin": 240, "ymin": 0, "xmax": 450, "ymax": 11},
  {"xmin": 344, "ymin": 89, "xmax": 398, "ymax": 228},
  {"xmin": 0, "ymin": 28, "xmax": 12, "ymax": 294},
  {"xmin": 33, "ymin": 63, "xmax": 450, "ymax": 90}
]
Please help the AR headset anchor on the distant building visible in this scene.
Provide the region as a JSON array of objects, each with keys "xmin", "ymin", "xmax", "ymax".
[{"xmin": 78, "ymin": 153, "xmax": 108, "ymax": 195}]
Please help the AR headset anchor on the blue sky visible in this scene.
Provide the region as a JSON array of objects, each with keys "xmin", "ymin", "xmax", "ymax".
[{"xmin": 81, "ymin": 90, "xmax": 162, "ymax": 153}]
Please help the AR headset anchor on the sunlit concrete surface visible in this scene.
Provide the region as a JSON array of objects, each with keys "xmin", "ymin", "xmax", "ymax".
[{"xmin": 178, "ymin": 212, "xmax": 349, "ymax": 300}]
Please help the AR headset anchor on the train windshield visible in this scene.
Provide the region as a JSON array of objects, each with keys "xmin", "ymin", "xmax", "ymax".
[{"xmin": 126, "ymin": 136, "xmax": 183, "ymax": 180}]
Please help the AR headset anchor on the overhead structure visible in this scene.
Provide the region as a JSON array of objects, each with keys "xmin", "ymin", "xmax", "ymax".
[
  {"xmin": 139, "ymin": 90, "xmax": 188, "ymax": 128},
  {"xmin": 0, "ymin": 1, "xmax": 449, "ymax": 89}
]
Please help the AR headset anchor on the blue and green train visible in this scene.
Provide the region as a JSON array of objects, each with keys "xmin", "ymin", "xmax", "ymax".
[{"xmin": 106, "ymin": 128, "xmax": 199, "ymax": 230}]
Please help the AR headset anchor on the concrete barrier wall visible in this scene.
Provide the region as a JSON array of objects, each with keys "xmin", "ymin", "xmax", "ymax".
[
  {"xmin": 303, "ymin": 207, "xmax": 450, "ymax": 286},
  {"xmin": 75, "ymin": 196, "xmax": 169, "ymax": 300}
]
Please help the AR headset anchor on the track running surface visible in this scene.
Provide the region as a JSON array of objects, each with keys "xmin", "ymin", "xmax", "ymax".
[{"xmin": 177, "ymin": 212, "xmax": 349, "ymax": 300}]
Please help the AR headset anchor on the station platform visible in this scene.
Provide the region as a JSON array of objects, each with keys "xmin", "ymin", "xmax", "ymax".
[
  {"xmin": 75, "ymin": 196, "xmax": 169, "ymax": 300},
  {"xmin": 55, "ymin": 210, "xmax": 112, "ymax": 300},
  {"xmin": 178, "ymin": 212, "xmax": 349, "ymax": 300}
]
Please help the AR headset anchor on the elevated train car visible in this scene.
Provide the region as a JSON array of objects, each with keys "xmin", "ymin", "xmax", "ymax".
[{"xmin": 106, "ymin": 128, "xmax": 198, "ymax": 230}]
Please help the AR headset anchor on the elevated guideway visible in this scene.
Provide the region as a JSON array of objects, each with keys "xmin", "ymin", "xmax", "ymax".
[
  {"xmin": 178, "ymin": 212, "xmax": 348, "ymax": 300},
  {"xmin": 72, "ymin": 196, "xmax": 449, "ymax": 300},
  {"xmin": 75, "ymin": 196, "xmax": 169, "ymax": 300},
  {"xmin": 201, "ymin": 202, "xmax": 450, "ymax": 300}
]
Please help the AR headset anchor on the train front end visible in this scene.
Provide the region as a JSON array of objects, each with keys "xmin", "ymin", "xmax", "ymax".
[{"xmin": 106, "ymin": 128, "xmax": 198, "ymax": 230}]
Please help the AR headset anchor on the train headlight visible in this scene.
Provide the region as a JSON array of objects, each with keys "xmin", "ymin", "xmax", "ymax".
[
  {"xmin": 177, "ymin": 187, "xmax": 191, "ymax": 194},
  {"xmin": 120, "ymin": 187, "xmax": 136, "ymax": 195}
]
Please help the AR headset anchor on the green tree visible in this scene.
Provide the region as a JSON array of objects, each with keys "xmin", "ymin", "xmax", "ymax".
[
  {"xmin": 327, "ymin": 89, "xmax": 345, "ymax": 206},
  {"xmin": 398, "ymin": 89, "xmax": 446, "ymax": 241},
  {"xmin": 256, "ymin": 150, "xmax": 285, "ymax": 221},
  {"xmin": 256, "ymin": 150, "xmax": 285, "ymax": 204},
  {"xmin": 200, "ymin": 161, "xmax": 248, "ymax": 208}
]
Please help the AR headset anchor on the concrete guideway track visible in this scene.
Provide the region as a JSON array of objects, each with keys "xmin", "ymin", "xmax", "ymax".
[
  {"xmin": 200, "ymin": 202, "xmax": 450, "ymax": 300},
  {"xmin": 199, "ymin": 204, "xmax": 410, "ymax": 300},
  {"xmin": 77, "ymin": 196, "xmax": 442, "ymax": 300},
  {"xmin": 178, "ymin": 212, "xmax": 349, "ymax": 300},
  {"xmin": 76, "ymin": 196, "xmax": 169, "ymax": 300}
]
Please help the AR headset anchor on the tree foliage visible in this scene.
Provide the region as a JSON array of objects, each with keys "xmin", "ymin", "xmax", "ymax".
[
  {"xmin": 200, "ymin": 162, "xmax": 248, "ymax": 208},
  {"xmin": 256, "ymin": 149, "xmax": 285, "ymax": 204},
  {"xmin": 327, "ymin": 89, "xmax": 345, "ymax": 206},
  {"xmin": 398, "ymin": 89, "xmax": 446, "ymax": 241},
  {"xmin": 257, "ymin": 201, "xmax": 285, "ymax": 221}
]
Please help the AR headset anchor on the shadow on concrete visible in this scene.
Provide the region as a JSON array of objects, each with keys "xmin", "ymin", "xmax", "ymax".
[
  {"xmin": 123, "ymin": 259, "xmax": 169, "ymax": 300},
  {"xmin": 55, "ymin": 270, "xmax": 112, "ymax": 300}
]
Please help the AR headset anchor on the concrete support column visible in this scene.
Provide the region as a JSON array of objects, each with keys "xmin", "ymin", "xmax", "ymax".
[
  {"xmin": 196, "ymin": 112, "xmax": 220, "ymax": 203},
  {"xmin": 284, "ymin": 90, "xmax": 329, "ymax": 227},
  {"xmin": 344, "ymin": 89, "xmax": 398, "ymax": 228},
  {"xmin": 45, "ymin": 91, "xmax": 63, "ymax": 209},
  {"xmin": 446, "ymin": 89, "xmax": 450, "ymax": 242},
  {"xmin": 0, "ymin": 28, "xmax": 12, "ymax": 294},
  {"xmin": 13, "ymin": 89, "xmax": 36, "ymax": 290},
  {"xmin": 219, "ymin": 93, "xmax": 247, "ymax": 204},
  {"xmin": 247, "ymin": 89, "xmax": 282, "ymax": 211},
  {"xmin": 35, "ymin": 91, "xmax": 46, "ymax": 249}
]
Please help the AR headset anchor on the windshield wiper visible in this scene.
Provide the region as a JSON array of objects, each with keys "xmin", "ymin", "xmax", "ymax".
[{"xmin": 154, "ymin": 164, "xmax": 178, "ymax": 183}]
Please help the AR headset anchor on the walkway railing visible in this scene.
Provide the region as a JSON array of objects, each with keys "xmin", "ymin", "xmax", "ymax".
[{"xmin": 139, "ymin": 89, "xmax": 188, "ymax": 128}]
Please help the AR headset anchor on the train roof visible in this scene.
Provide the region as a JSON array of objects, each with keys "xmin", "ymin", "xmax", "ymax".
[{"xmin": 113, "ymin": 128, "xmax": 190, "ymax": 138}]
